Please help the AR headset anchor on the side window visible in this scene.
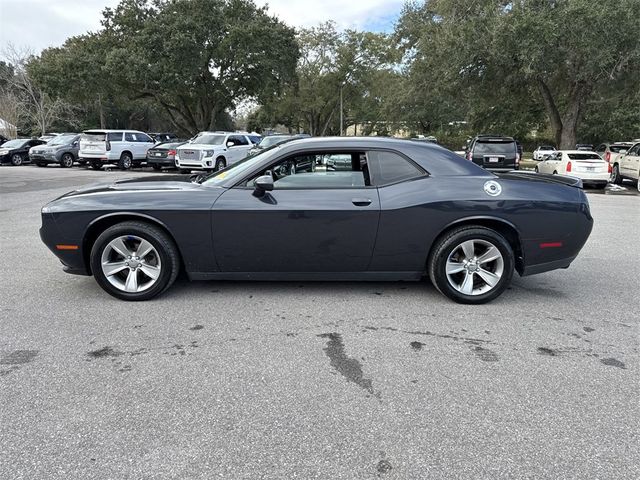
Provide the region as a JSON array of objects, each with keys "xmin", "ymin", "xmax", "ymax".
[
  {"xmin": 125, "ymin": 132, "xmax": 136, "ymax": 142},
  {"xmin": 229, "ymin": 135, "xmax": 248, "ymax": 146},
  {"xmin": 595, "ymin": 144, "xmax": 605, "ymax": 153},
  {"xmin": 137, "ymin": 133, "xmax": 153, "ymax": 143},
  {"xmin": 247, "ymin": 151, "xmax": 370, "ymax": 189},
  {"xmin": 367, "ymin": 150, "xmax": 424, "ymax": 186},
  {"xmin": 629, "ymin": 144, "xmax": 640, "ymax": 156},
  {"xmin": 108, "ymin": 132, "xmax": 123, "ymax": 142}
]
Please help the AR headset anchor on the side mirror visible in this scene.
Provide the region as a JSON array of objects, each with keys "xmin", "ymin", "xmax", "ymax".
[
  {"xmin": 253, "ymin": 174, "xmax": 274, "ymax": 197},
  {"xmin": 72, "ymin": 141, "xmax": 78, "ymax": 146},
  {"xmin": 226, "ymin": 141, "xmax": 234, "ymax": 148}
]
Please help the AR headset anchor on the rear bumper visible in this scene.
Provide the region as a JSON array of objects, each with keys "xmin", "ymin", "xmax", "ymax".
[{"xmin": 147, "ymin": 157, "xmax": 176, "ymax": 166}]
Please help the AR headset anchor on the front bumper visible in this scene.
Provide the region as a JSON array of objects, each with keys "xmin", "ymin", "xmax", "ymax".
[
  {"xmin": 568, "ymin": 171, "xmax": 609, "ymax": 184},
  {"xmin": 176, "ymin": 158, "xmax": 215, "ymax": 169},
  {"xmin": 40, "ymin": 214, "xmax": 90, "ymax": 276}
]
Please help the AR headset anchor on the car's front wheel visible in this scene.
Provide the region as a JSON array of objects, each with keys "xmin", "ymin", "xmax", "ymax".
[
  {"xmin": 10, "ymin": 154, "xmax": 23, "ymax": 166},
  {"xmin": 118, "ymin": 152, "xmax": 132, "ymax": 170},
  {"xmin": 215, "ymin": 157, "xmax": 226, "ymax": 171},
  {"xmin": 428, "ymin": 226, "xmax": 515, "ymax": 304},
  {"xmin": 610, "ymin": 164, "xmax": 622, "ymax": 185},
  {"xmin": 60, "ymin": 153, "xmax": 74, "ymax": 168},
  {"xmin": 90, "ymin": 221, "xmax": 180, "ymax": 301}
]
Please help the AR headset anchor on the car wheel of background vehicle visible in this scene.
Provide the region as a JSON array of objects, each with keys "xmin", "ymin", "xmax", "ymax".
[
  {"xmin": 91, "ymin": 161, "xmax": 102, "ymax": 170},
  {"xmin": 428, "ymin": 226, "xmax": 515, "ymax": 305},
  {"xmin": 10, "ymin": 154, "xmax": 23, "ymax": 166},
  {"xmin": 78, "ymin": 160, "xmax": 87, "ymax": 167},
  {"xmin": 36, "ymin": 162, "xmax": 46, "ymax": 167},
  {"xmin": 610, "ymin": 164, "xmax": 622, "ymax": 185},
  {"xmin": 90, "ymin": 221, "xmax": 180, "ymax": 301},
  {"xmin": 215, "ymin": 157, "xmax": 226, "ymax": 171},
  {"xmin": 534, "ymin": 166, "xmax": 539, "ymax": 173},
  {"xmin": 152, "ymin": 164, "xmax": 162, "ymax": 171},
  {"xmin": 60, "ymin": 153, "xmax": 74, "ymax": 168},
  {"xmin": 118, "ymin": 152, "xmax": 132, "ymax": 170}
]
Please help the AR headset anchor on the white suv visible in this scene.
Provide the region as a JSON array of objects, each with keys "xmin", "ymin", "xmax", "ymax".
[
  {"xmin": 610, "ymin": 142, "xmax": 640, "ymax": 191},
  {"xmin": 79, "ymin": 129, "xmax": 155, "ymax": 170},
  {"xmin": 175, "ymin": 132, "xmax": 254, "ymax": 172}
]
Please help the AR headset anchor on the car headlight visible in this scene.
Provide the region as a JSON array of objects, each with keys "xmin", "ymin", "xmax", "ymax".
[{"xmin": 204, "ymin": 150, "xmax": 215, "ymax": 157}]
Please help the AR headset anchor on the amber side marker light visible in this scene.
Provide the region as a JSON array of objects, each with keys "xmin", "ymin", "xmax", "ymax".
[
  {"xmin": 56, "ymin": 245, "xmax": 79, "ymax": 250},
  {"xmin": 539, "ymin": 242, "xmax": 563, "ymax": 248}
]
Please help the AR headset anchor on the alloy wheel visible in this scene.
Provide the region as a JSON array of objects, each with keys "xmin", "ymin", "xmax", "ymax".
[
  {"xmin": 445, "ymin": 239, "xmax": 504, "ymax": 296},
  {"xmin": 100, "ymin": 235, "xmax": 162, "ymax": 293}
]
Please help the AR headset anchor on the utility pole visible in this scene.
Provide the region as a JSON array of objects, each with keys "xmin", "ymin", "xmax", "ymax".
[{"xmin": 339, "ymin": 81, "xmax": 346, "ymax": 136}]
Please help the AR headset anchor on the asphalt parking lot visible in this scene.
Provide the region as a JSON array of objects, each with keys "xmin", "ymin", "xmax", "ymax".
[{"xmin": 1, "ymin": 165, "xmax": 638, "ymax": 479}]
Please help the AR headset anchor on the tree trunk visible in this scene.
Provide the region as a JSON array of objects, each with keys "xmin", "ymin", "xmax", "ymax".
[
  {"xmin": 98, "ymin": 94, "xmax": 106, "ymax": 128},
  {"xmin": 536, "ymin": 79, "xmax": 563, "ymax": 147}
]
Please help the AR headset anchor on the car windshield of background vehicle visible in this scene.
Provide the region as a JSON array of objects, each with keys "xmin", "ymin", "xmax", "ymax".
[
  {"xmin": 540, "ymin": 146, "xmax": 555, "ymax": 150},
  {"xmin": 192, "ymin": 134, "xmax": 225, "ymax": 145},
  {"xmin": 610, "ymin": 145, "xmax": 630, "ymax": 153},
  {"xmin": 475, "ymin": 141, "xmax": 515, "ymax": 154},
  {"xmin": 260, "ymin": 136, "xmax": 291, "ymax": 148},
  {"xmin": 567, "ymin": 153, "xmax": 601, "ymax": 160},
  {"xmin": 49, "ymin": 135, "xmax": 76, "ymax": 145},
  {"xmin": 201, "ymin": 145, "xmax": 284, "ymax": 186},
  {"xmin": 81, "ymin": 132, "xmax": 106, "ymax": 142},
  {"xmin": 1, "ymin": 140, "xmax": 27, "ymax": 148}
]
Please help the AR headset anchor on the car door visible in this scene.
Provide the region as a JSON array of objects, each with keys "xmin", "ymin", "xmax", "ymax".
[
  {"xmin": 211, "ymin": 150, "xmax": 381, "ymax": 273},
  {"xmin": 135, "ymin": 132, "xmax": 155, "ymax": 160},
  {"xmin": 620, "ymin": 143, "xmax": 640, "ymax": 179},
  {"xmin": 225, "ymin": 135, "xmax": 250, "ymax": 165}
]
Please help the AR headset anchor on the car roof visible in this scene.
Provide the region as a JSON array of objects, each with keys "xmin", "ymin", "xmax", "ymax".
[{"xmin": 83, "ymin": 129, "xmax": 146, "ymax": 133}]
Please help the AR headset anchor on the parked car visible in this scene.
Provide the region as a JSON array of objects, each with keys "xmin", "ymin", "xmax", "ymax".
[
  {"xmin": 247, "ymin": 133, "xmax": 262, "ymax": 144},
  {"xmin": 146, "ymin": 141, "xmax": 185, "ymax": 170},
  {"xmin": 79, "ymin": 130, "xmax": 155, "ymax": 170},
  {"xmin": 411, "ymin": 135, "xmax": 438, "ymax": 144},
  {"xmin": 149, "ymin": 132, "xmax": 179, "ymax": 144},
  {"xmin": 465, "ymin": 135, "xmax": 519, "ymax": 171},
  {"xmin": 248, "ymin": 134, "xmax": 310, "ymax": 156},
  {"xmin": 40, "ymin": 137, "xmax": 593, "ymax": 305},
  {"xmin": 575, "ymin": 144, "xmax": 594, "ymax": 151},
  {"xmin": 610, "ymin": 142, "xmax": 640, "ymax": 189},
  {"xmin": 535, "ymin": 150, "xmax": 609, "ymax": 188},
  {"xmin": 175, "ymin": 132, "xmax": 254, "ymax": 172},
  {"xmin": 533, "ymin": 145, "xmax": 556, "ymax": 160},
  {"xmin": 0, "ymin": 138, "xmax": 46, "ymax": 165},
  {"xmin": 29, "ymin": 133, "xmax": 80, "ymax": 168},
  {"xmin": 594, "ymin": 142, "xmax": 633, "ymax": 165}
]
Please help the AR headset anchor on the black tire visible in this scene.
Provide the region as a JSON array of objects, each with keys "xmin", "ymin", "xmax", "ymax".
[
  {"xmin": 215, "ymin": 157, "xmax": 226, "ymax": 171},
  {"xmin": 36, "ymin": 162, "xmax": 46, "ymax": 167},
  {"xmin": 118, "ymin": 152, "xmax": 133, "ymax": 170},
  {"xmin": 91, "ymin": 161, "xmax": 102, "ymax": 170},
  {"xmin": 610, "ymin": 164, "xmax": 622, "ymax": 185},
  {"xmin": 78, "ymin": 160, "xmax": 87, "ymax": 167},
  {"xmin": 593, "ymin": 183, "xmax": 607, "ymax": 190},
  {"xmin": 152, "ymin": 164, "xmax": 162, "ymax": 171},
  {"xmin": 90, "ymin": 221, "xmax": 180, "ymax": 301},
  {"xmin": 534, "ymin": 166, "xmax": 539, "ymax": 173},
  {"xmin": 60, "ymin": 153, "xmax": 74, "ymax": 168},
  {"xmin": 428, "ymin": 226, "xmax": 515, "ymax": 305},
  {"xmin": 10, "ymin": 154, "xmax": 23, "ymax": 166}
]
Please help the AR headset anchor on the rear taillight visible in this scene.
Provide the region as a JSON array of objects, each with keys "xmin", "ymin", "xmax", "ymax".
[
  {"xmin": 106, "ymin": 140, "xmax": 111, "ymax": 151},
  {"xmin": 607, "ymin": 162, "xmax": 612, "ymax": 173},
  {"xmin": 168, "ymin": 149, "xmax": 176, "ymax": 156},
  {"xmin": 605, "ymin": 151, "xmax": 610, "ymax": 162},
  {"xmin": 566, "ymin": 161, "xmax": 572, "ymax": 172}
]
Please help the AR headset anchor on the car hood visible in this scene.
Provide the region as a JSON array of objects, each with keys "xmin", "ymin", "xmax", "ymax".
[{"xmin": 58, "ymin": 175, "xmax": 204, "ymax": 198}]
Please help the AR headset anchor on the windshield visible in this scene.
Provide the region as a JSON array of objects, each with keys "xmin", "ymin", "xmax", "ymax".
[
  {"xmin": 49, "ymin": 135, "xmax": 77, "ymax": 146},
  {"xmin": 610, "ymin": 145, "xmax": 630, "ymax": 153},
  {"xmin": 540, "ymin": 146, "xmax": 554, "ymax": 150},
  {"xmin": 567, "ymin": 153, "xmax": 602, "ymax": 160},
  {"xmin": 475, "ymin": 141, "xmax": 516, "ymax": 155},
  {"xmin": 259, "ymin": 136, "xmax": 292, "ymax": 148},
  {"xmin": 1, "ymin": 139, "xmax": 27, "ymax": 148},
  {"xmin": 201, "ymin": 144, "xmax": 283, "ymax": 186},
  {"xmin": 191, "ymin": 134, "xmax": 225, "ymax": 145}
]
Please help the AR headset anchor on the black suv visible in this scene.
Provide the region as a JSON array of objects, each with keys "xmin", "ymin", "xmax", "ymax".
[{"xmin": 466, "ymin": 135, "xmax": 519, "ymax": 172}]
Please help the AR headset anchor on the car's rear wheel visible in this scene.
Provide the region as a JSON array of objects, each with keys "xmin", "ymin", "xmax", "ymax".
[
  {"xmin": 118, "ymin": 152, "xmax": 132, "ymax": 170},
  {"xmin": 10, "ymin": 154, "xmax": 23, "ymax": 166},
  {"xmin": 428, "ymin": 226, "xmax": 514, "ymax": 304},
  {"xmin": 610, "ymin": 164, "xmax": 622, "ymax": 185},
  {"xmin": 60, "ymin": 153, "xmax": 74, "ymax": 168},
  {"xmin": 91, "ymin": 161, "xmax": 102, "ymax": 170},
  {"xmin": 152, "ymin": 164, "xmax": 162, "ymax": 171},
  {"xmin": 215, "ymin": 157, "xmax": 226, "ymax": 171},
  {"xmin": 90, "ymin": 222, "xmax": 180, "ymax": 301}
]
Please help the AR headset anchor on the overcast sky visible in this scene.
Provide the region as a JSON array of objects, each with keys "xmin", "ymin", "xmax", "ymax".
[{"xmin": 0, "ymin": 0, "xmax": 404, "ymax": 56}]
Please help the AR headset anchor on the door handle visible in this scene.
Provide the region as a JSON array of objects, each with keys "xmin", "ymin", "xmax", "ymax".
[{"xmin": 352, "ymin": 198, "xmax": 372, "ymax": 206}]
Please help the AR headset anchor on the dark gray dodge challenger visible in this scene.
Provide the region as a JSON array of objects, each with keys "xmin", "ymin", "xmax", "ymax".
[{"xmin": 40, "ymin": 137, "xmax": 593, "ymax": 304}]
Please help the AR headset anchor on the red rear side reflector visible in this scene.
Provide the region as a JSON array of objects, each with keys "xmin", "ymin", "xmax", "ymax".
[
  {"xmin": 56, "ymin": 245, "xmax": 79, "ymax": 250},
  {"xmin": 540, "ymin": 242, "xmax": 563, "ymax": 248},
  {"xmin": 566, "ymin": 161, "xmax": 572, "ymax": 172}
]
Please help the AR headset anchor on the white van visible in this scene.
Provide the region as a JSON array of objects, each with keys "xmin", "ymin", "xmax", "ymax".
[{"xmin": 79, "ymin": 129, "xmax": 155, "ymax": 170}]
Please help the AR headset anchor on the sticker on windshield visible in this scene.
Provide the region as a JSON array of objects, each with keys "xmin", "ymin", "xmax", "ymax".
[{"xmin": 484, "ymin": 180, "xmax": 502, "ymax": 197}]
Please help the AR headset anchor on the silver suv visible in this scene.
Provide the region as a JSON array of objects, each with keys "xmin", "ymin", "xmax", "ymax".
[{"xmin": 176, "ymin": 132, "xmax": 254, "ymax": 172}]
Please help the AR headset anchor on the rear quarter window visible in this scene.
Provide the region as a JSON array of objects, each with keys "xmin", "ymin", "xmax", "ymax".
[
  {"xmin": 108, "ymin": 132, "xmax": 123, "ymax": 142},
  {"xmin": 368, "ymin": 150, "xmax": 424, "ymax": 186}
]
